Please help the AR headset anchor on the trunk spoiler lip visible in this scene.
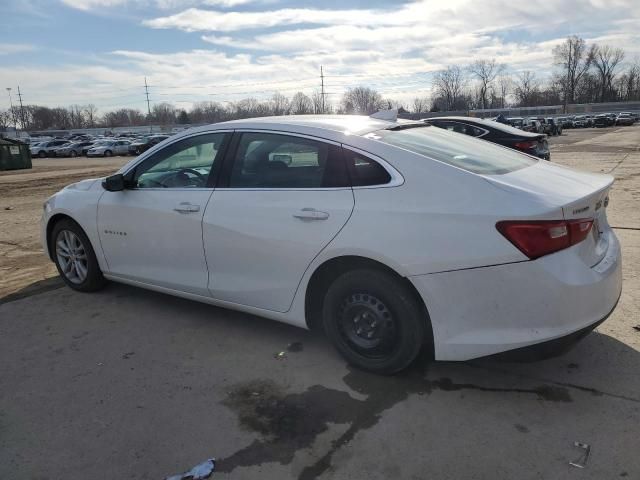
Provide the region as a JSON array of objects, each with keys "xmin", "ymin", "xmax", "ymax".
[{"xmin": 479, "ymin": 162, "xmax": 614, "ymax": 214}]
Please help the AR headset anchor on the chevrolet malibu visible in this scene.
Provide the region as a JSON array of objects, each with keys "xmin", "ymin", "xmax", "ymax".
[{"xmin": 41, "ymin": 115, "xmax": 622, "ymax": 374}]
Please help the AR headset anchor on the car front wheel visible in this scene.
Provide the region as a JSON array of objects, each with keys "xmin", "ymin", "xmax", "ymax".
[
  {"xmin": 51, "ymin": 219, "xmax": 106, "ymax": 292},
  {"xmin": 322, "ymin": 269, "xmax": 427, "ymax": 374},
  {"xmin": 104, "ymin": 150, "xmax": 112, "ymax": 157}
]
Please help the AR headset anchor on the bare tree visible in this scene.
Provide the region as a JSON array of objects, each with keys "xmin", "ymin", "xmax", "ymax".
[
  {"xmin": 290, "ymin": 92, "xmax": 313, "ymax": 114},
  {"xmin": 412, "ymin": 97, "xmax": 430, "ymax": 113},
  {"xmin": 432, "ymin": 65, "xmax": 466, "ymax": 111},
  {"xmin": 553, "ymin": 35, "xmax": 596, "ymax": 110},
  {"xmin": 469, "ymin": 59, "xmax": 504, "ymax": 109},
  {"xmin": 340, "ymin": 87, "xmax": 384, "ymax": 114},
  {"xmin": 514, "ymin": 70, "xmax": 540, "ymax": 106},
  {"xmin": 593, "ymin": 45, "xmax": 625, "ymax": 101},
  {"xmin": 152, "ymin": 102, "xmax": 176, "ymax": 125},
  {"xmin": 84, "ymin": 104, "xmax": 99, "ymax": 127},
  {"xmin": 0, "ymin": 109, "xmax": 11, "ymax": 130},
  {"xmin": 271, "ymin": 92, "xmax": 290, "ymax": 115},
  {"xmin": 497, "ymin": 74, "xmax": 512, "ymax": 108}
]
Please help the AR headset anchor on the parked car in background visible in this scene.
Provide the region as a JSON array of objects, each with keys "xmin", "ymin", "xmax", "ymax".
[
  {"xmin": 87, "ymin": 140, "xmax": 131, "ymax": 157},
  {"xmin": 594, "ymin": 114, "xmax": 614, "ymax": 128},
  {"xmin": 30, "ymin": 140, "xmax": 68, "ymax": 158},
  {"xmin": 619, "ymin": 112, "xmax": 638, "ymax": 123},
  {"xmin": 53, "ymin": 141, "xmax": 95, "ymax": 157},
  {"xmin": 559, "ymin": 117, "xmax": 574, "ymax": 129},
  {"xmin": 41, "ymin": 114, "xmax": 621, "ymax": 374},
  {"xmin": 545, "ymin": 118, "xmax": 562, "ymax": 136},
  {"xmin": 522, "ymin": 118, "xmax": 542, "ymax": 134},
  {"xmin": 506, "ymin": 117, "xmax": 524, "ymax": 129},
  {"xmin": 427, "ymin": 116, "xmax": 550, "ymax": 160},
  {"xmin": 127, "ymin": 134, "xmax": 170, "ymax": 155},
  {"xmin": 572, "ymin": 115, "xmax": 587, "ymax": 128},
  {"xmin": 616, "ymin": 113, "xmax": 635, "ymax": 126},
  {"xmin": 585, "ymin": 116, "xmax": 595, "ymax": 127}
]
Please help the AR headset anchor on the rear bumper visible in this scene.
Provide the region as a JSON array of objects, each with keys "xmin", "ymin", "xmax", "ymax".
[
  {"xmin": 410, "ymin": 229, "xmax": 622, "ymax": 361},
  {"xmin": 487, "ymin": 291, "xmax": 620, "ymax": 361}
]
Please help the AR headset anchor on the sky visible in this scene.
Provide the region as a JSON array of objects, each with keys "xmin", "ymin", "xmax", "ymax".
[{"xmin": 1, "ymin": 0, "xmax": 639, "ymax": 113}]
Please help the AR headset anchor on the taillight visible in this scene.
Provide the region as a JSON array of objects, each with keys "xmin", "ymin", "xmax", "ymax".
[
  {"xmin": 514, "ymin": 141, "xmax": 537, "ymax": 150},
  {"xmin": 496, "ymin": 219, "xmax": 594, "ymax": 259}
]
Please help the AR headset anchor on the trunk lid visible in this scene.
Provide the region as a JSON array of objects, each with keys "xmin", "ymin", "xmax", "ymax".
[{"xmin": 483, "ymin": 161, "xmax": 613, "ymax": 266}]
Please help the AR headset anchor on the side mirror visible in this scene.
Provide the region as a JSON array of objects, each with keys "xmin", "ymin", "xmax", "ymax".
[{"xmin": 102, "ymin": 173, "xmax": 125, "ymax": 192}]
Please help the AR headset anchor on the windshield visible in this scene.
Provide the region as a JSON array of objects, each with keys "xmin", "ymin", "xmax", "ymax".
[{"xmin": 371, "ymin": 126, "xmax": 537, "ymax": 175}]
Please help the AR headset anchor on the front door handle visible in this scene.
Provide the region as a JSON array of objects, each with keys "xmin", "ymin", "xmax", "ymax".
[
  {"xmin": 174, "ymin": 202, "xmax": 200, "ymax": 214},
  {"xmin": 293, "ymin": 208, "xmax": 330, "ymax": 221}
]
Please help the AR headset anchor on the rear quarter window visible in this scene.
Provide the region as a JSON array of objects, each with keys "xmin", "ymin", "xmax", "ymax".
[{"xmin": 371, "ymin": 126, "xmax": 537, "ymax": 175}]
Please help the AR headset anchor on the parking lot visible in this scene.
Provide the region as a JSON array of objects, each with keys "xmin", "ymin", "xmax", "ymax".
[{"xmin": 1, "ymin": 125, "xmax": 639, "ymax": 479}]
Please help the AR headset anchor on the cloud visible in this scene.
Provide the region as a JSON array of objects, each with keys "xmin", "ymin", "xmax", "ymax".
[
  {"xmin": 0, "ymin": 44, "xmax": 36, "ymax": 55},
  {"xmin": 60, "ymin": 0, "xmax": 128, "ymax": 10},
  {"xmin": 60, "ymin": 0, "xmax": 263, "ymax": 11}
]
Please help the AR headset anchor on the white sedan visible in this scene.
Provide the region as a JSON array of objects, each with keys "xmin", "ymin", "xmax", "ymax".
[
  {"xmin": 41, "ymin": 114, "xmax": 622, "ymax": 374},
  {"xmin": 86, "ymin": 139, "xmax": 131, "ymax": 157}
]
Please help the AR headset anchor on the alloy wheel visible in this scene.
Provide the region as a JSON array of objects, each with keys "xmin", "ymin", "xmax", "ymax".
[{"xmin": 55, "ymin": 230, "xmax": 89, "ymax": 284}]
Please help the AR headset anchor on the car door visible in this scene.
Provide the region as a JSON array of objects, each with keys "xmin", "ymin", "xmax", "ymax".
[
  {"xmin": 202, "ymin": 131, "xmax": 354, "ymax": 312},
  {"xmin": 116, "ymin": 141, "xmax": 129, "ymax": 155},
  {"xmin": 97, "ymin": 132, "xmax": 230, "ymax": 296}
]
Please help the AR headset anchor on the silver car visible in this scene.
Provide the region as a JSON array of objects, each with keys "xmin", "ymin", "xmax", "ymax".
[
  {"xmin": 53, "ymin": 141, "xmax": 94, "ymax": 157},
  {"xmin": 87, "ymin": 140, "xmax": 131, "ymax": 157}
]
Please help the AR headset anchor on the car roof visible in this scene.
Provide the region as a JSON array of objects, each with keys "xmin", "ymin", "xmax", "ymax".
[{"xmin": 181, "ymin": 114, "xmax": 409, "ymax": 142}]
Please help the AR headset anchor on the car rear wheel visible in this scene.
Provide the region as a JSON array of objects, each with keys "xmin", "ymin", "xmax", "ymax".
[
  {"xmin": 322, "ymin": 269, "xmax": 426, "ymax": 374},
  {"xmin": 38, "ymin": 151, "xmax": 46, "ymax": 158},
  {"xmin": 70, "ymin": 150, "xmax": 77, "ymax": 157},
  {"xmin": 51, "ymin": 219, "xmax": 106, "ymax": 292},
  {"xmin": 104, "ymin": 150, "xmax": 112, "ymax": 157}
]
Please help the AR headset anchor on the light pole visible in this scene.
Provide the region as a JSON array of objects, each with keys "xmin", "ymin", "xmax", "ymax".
[{"xmin": 6, "ymin": 87, "xmax": 16, "ymax": 130}]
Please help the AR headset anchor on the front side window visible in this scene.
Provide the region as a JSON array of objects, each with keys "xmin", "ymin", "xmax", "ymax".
[
  {"xmin": 228, "ymin": 132, "xmax": 348, "ymax": 188},
  {"xmin": 133, "ymin": 133, "xmax": 227, "ymax": 189}
]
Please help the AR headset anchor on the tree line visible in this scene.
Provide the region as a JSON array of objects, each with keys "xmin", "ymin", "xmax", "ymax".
[
  {"xmin": 428, "ymin": 36, "xmax": 639, "ymax": 112},
  {"xmin": 1, "ymin": 35, "xmax": 638, "ymax": 131}
]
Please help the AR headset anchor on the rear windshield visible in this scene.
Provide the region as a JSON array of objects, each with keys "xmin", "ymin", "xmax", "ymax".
[{"xmin": 371, "ymin": 126, "xmax": 537, "ymax": 175}]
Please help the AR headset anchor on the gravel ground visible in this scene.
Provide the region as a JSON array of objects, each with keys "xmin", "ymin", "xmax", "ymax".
[{"xmin": 0, "ymin": 126, "xmax": 638, "ymax": 480}]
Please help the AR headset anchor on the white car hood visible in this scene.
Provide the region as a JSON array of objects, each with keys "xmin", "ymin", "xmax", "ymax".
[{"xmin": 65, "ymin": 178, "xmax": 100, "ymax": 191}]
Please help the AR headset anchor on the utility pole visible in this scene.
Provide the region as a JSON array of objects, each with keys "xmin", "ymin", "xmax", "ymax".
[
  {"xmin": 320, "ymin": 66, "xmax": 326, "ymax": 114},
  {"xmin": 6, "ymin": 87, "xmax": 16, "ymax": 130},
  {"xmin": 144, "ymin": 77, "xmax": 152, "ymax": 132},
  {"xmin": 17, "ymin": 85, "xmax": 26, "ymax": 131}
]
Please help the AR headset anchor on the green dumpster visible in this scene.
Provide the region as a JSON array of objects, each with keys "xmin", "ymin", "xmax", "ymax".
[{"xmin": 0, "ymin": 138, "xmax": 32, "ymax": 171}]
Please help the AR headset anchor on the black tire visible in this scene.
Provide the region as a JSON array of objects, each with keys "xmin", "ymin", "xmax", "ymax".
[
  {"xmin": 70, "ymin": 150, "xmax": 77, "ymax": 157},
  {"xmin": 322, "ymin": 269, "xmax": 427, "ymax": 375},
  {"xmin": 38, "ymin": 151, "xmax": 46, "ymax": 158},
  {"xmin": 51, "ymin": 219, "xmax": 106, "ymax": 292},
  {"xmin": 104, "ymin": 150, "xmax": 112, "ymax": 157}
]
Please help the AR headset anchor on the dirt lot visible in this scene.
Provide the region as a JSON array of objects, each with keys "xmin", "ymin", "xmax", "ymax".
[
  {"xmin": 0, "ymin": 126, "xmax": 639, "ymax": 479},
  {"xmin": 0, "ymin": 156, "xmax": 128, "ymax": 299}
]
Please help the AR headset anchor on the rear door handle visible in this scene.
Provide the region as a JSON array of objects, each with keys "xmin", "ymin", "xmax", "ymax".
[
  {"xmin": 174, "ymin": 202, "xmax": 200, "ymax": 214},
  {"xmin": 293, "ymin": 208, "xmax": 330, "ymax": 221}
]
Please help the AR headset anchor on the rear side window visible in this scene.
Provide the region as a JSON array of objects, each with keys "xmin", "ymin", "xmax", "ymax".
[
  {"xmin": 373, "ymin": 126, "xmax": 536, "ymax": 175},
  {"xmin": 343, "ymin": 148, "xmax": 391, "ymax": 186},
  {"xmin": 228, "ymin": 132, "xmax": 348, "ymax": 188}
]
